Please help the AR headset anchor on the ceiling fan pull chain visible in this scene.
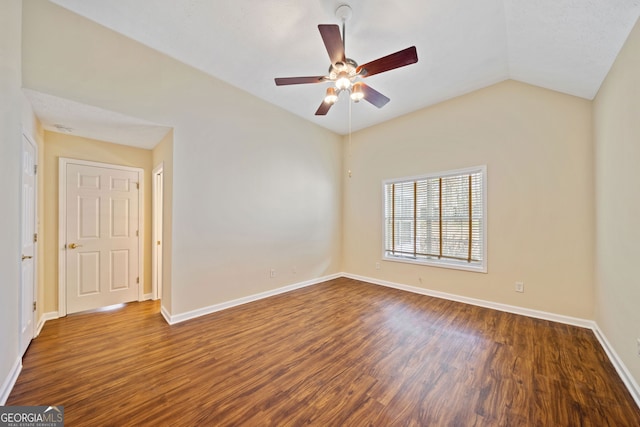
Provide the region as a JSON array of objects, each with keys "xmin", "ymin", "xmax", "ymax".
[{"xmin": 348, "ymin": 95, "xmax": 352, "ymax": 178}]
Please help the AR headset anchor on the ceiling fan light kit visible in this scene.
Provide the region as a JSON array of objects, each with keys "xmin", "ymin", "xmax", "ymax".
[
  {"xmin": 274, "ymin": 4, "xmax": 418, "ymax": 116},
  {"xmin": 350, "ymin": 82, "xmax": 364, "ymax": 102},
  {"xmin": 324, "ymin": 87, "xmax": 338, "ymax": 104}
]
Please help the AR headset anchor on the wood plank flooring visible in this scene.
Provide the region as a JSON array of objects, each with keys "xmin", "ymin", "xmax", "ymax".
[{"xmin": 8, "ymin": 278, "xmax": 640, "ymax": 426}]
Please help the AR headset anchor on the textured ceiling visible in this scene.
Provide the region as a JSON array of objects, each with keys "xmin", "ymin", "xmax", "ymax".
[{"xmin": 39, "ymin": 0, "xmax": 640, "ymax": 140}]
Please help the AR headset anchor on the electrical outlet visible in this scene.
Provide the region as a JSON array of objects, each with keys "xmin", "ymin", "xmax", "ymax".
[
  {"xmin": 375, "ymin": 262, "xmax": 381, "ymax": 270},
  {"xmin": 515, "ymin": 281, "xmax": 524, "ymax": 293},
  {"xmin": 270, "ymin": 268, "xmax": 276, "ymax": 278}
]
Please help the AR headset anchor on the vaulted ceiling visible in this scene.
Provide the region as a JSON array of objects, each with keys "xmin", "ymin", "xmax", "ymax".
[{"xmin": 29, "ymin": 0, "xmax": 640, "ymax": 140}]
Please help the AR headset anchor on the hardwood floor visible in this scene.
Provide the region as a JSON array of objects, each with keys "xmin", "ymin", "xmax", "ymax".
[{"xmin": 8, "ymin": 278, "xmax": 640, "ymax": 426}]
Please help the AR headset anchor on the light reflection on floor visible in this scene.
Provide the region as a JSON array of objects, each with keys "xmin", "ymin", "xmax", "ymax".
[{"xmin": 69, "ymin": 303, "xmax": 127, "ymax": 316}]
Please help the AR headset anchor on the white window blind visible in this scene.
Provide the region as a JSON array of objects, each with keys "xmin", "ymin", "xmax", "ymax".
[{"xmin": 383, "ymin": 167, "xmax": 486, "ymax": 272}]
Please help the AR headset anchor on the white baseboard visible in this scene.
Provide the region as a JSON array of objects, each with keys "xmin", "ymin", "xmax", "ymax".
[
  {"xmin": 142, "ymin": 293, "xmax": 153, "ymax": 301},
  {"xmin": 0, "ymin": 357, "xmax": 22, "ymax": 405},
  {"xmin": 343, "ymin": 272, "xmax": 639, "ymax": 410},
  {"xmin": 163, "ymin": 273, "xmax": 342, "ymax": 325},
  {"xmin": 160, "ymin": 304, "xmax": 171, "ymax": 324},
  {"xmin": 343, "ymin": 273, "xmax": 594, "ymax": 328},
  {"xmin": 35, "ymin": 312, "xmax": 59, "ymax": 337},
  {"xmin": 592, "ymin": 324, "xmax": 640, "ymax": 408}
]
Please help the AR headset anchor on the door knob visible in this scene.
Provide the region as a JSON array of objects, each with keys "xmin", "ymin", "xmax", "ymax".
[
  {"xmin": 68, "ymin": 243, "xmax": 82, "ymax": 249},
  {"xmin": 22, "ymin": 255, "xmax": 33, "ymax": 261}
]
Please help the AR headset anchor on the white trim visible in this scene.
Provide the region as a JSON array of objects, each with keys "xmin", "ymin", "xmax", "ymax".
[
  {"xmin": 160, "ymin": 305, "xmax": 172, "ymax": 324},
  {"xmin": 35, "ymin": 312, "xmax": 59, "ymax": 337},
  {"xmin": 152, "ymin": 163, "xmax": 164, "ymax": 301},
  {"xmin": 58, "ymin": 159, "xmax": 66, "ymax": 315},
  {"xmin": 143, "ymin": 293, "xmax": 153, "ymax": 301},
  {"xmin": 162, "ymin": 273, "xmax": 342, "ymax": 325},
  {"xmin": 343, "ymin": 273, "xmax": 593, "ymax": 328},
  {"xmin": 20, "ymin": 133, "xmax": 39, "ymax": 356},
  {"xmin": 383, "ymin": 254, "xmax": 487, "ymax": 274},
  {"xmin": 58, "ymin": 158, "xmax": 144, "ymax": 316},
  {"xmin": 381, "ymin": 165, "xmax": 488, "ymax": 273},
  {"xmin": 160, "ymin": 270, "xmax": 591, "ymax": 329},
  {"xmin": 0, "ymin": 357, "xmax": 22, "ymax": 405},
  {"xmin": 137, "ymin": 171, "xmax": 145, "ymax": 302},
  {"xmin": 383, "ymin": 165, "xmax": 489, "ymax": 185},
  {"xmin": 592, "ymin": 324, "xmax": 640, "ymax": 408}
]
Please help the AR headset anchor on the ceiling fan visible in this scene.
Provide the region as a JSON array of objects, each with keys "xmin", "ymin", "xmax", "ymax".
[{"xmin": 274, "ymin": 4, "xmax": 418, "ymax": 116}]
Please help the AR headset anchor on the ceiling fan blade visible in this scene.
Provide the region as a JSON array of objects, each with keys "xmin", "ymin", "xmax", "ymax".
[
  {"xmin": 318, "ymin": 24, "xmax": 345, "ymax": 65},
  {"xmin": 275, "ymin": 76, "xmax": 326, "ymax": 86},
  {"xmin": 356, "ymin": 46, "xmax": 418, "ymax": 78},
  {"xmin": 315, "ymin": 99, "xmax": 334, "ymax": 116},
  {"xmin": 360, "ymin": 83, "xmax": 390, "ymax": 108}
]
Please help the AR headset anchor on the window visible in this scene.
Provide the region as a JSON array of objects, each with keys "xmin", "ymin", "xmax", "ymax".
[{"xmin": 383, "ymin": 166, "xmax": 486, "ymax": 272}]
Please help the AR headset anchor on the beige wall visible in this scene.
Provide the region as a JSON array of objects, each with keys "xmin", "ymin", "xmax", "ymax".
[
  {"xmin": 42, "ymin": 132, "xmax": 154, "ymax": 313},
  {"xmin": 0, "ymin": 0, "xmax": 22, "ymax": 403},
  {"xmin": 593, "ymin": 18, "xmax": 640, "ymax": 385},
  {"xmin": 152, "ymin": 130, "xmax": 173, "ymax": 313},
  {"xmin": 23, "ymin": 0, "xmax": 343, "ymax": 317},
  {"xmin": 343, "ymin": 80, "xmax": 594, "ymax": 319}
]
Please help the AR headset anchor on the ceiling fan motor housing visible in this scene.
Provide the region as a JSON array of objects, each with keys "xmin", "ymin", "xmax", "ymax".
[{"xmin": 328, "ymin": 58, "xmax": 358, "ymax": 79}]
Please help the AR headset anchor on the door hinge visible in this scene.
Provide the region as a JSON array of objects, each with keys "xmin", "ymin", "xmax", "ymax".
[
  {"xmin": 34, "ymin": 233, "xmax": 38, "ymax": 243},
  {"xmin": 136, "ymin": 277, "xmax": 140, "ymax": 284},
  {"xmin": 136, "ymin": 182, "xmax": 140, "ymax": 190},
  {"xmin": 34, "ymin": 164, "xmax": 38, "ymax": 174},
  {"xmin": 136, "ymin": 230, "xmax": 139, "ymax": 237},
  {"xmin": 33, "ymin": 301, "xmax": 36, "ymax": 312}
]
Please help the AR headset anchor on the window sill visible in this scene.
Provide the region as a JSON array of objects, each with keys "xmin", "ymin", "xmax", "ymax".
[{"xmin": 383, "ymin": 253, "xmax": 487, "ymax": 273}]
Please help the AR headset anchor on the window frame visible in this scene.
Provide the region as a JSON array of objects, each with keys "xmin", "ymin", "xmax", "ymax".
[{"xmin": 381, "ymin": 165, "xmax": 487, "ymax": 273}]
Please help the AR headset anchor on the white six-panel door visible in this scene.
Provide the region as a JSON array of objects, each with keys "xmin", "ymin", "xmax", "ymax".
[{"xmin": 63, "ymin": 161, "xmax": 141, "ymax": 314}]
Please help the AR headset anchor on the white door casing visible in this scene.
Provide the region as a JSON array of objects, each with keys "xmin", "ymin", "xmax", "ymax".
[
  {"xmin": 152, "ymin": 163, "xmax": 164, "ymax": 300},
  {"xmin": 20, "ymin": 134, "xmax": 37, "ymax": 356},
  {"xmin": 59, "ymin": 159, "xmax": 144, "ymax": 315}
]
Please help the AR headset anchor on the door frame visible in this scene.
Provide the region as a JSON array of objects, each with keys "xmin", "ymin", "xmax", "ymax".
[
  {"xmin": 152, "ymin": 162, "xmax": 164, "ymax": 300},
  {"xmin": 20, "ymin": 133, "xmax": 38, "ymax": 355},
  {"xmin": 58, "ymin": 158, "xmax": 144, "ymax": 316}
]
